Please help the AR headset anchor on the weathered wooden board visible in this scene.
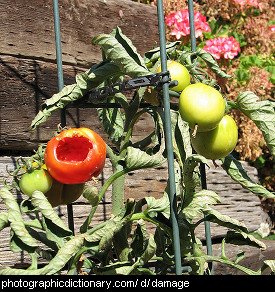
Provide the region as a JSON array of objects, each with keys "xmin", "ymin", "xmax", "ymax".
[
  {"xmin": 0, "ymin": 156, "xmax": 265, "ymax": 268},
  {"xmin": 0, "ymin": 0, "xmax": 159, "ymax": 150},
  {"xmin": 0, "ymin": 55, "xmax": 156, "ymax": 150},
  {"xmin": 0, "ymin": 0, "xmax": 159, "ymax": 67}
]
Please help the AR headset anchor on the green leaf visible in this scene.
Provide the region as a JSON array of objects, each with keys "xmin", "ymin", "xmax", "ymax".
[
  {"xmin": 230, "ymin": 32, "xmax": 247, "ymax": 48},
  {"xmin": 124, "ymin": 111, "xmax": 166, "ymax": 170},
  {"xmin": 234, "ymin": 69, "xmax": 250, "ymax": 83},
  {"xmin": 221, "ymin": 155, "xmax": 275, "ymax": 199},
  {"xmin": 82, "ymin": 185, "xmax": 99, "ymax": 206},
  {"xmin": 236, "ymin": 91, "xmax": 275, "ymax": 157},
  {"xmin": 225, "ymin": 230, "xmax": 266, "ymax": 250},
  {"xmin": 145, "ymin": 193, "xmax": 170, "ymax": 219},
  {"xmin": 182, "ymin": 190, "xmax": 221, "ymax": 222},
  {"xmin": 0, "ymin": 212, "xmax": 9, "ymax": 231},
  {"xmin": 143, "ymin": 41, "xmax": 180, "ymax": 64},
  {"xmin": 0, "ymin": 235, "xmax": 85, "ymax": 275},
  {"xmin": 234, "ymin": 250, "xmax": 245, "ymax": 264},
  {"xmin": 265, "ymin": 65, "xmax": 275, "ymax": 84},
  {"xmin": 97, "ymin": 97, "xmax": 125, "ymax": 148},
  {"xmin": 196, "ymin": 48, "xmax": 232, "ymax": 79},
  {"xmin": 30, "ymin": 191, "xmax": 72, "ymax": 237},
  {"xmin": 85, "ymin": 200, "xmax": 136, "ymax": 250},
  {"xmin": 261, "ymin": 260, "xmax": 275, "ymax": 274},
  {"xmin": 125, "ymin": 145, "xmax": 166, "ymax": 171},
  {"xmin": 138, "ymin": 234, "xmax": 157, "ymax": 266},
  {"xmin": 131, "ymin": 220, "xmax": 147, "ymax": 257},
  {"xmin": 0, "ymin": 188, "xmax": 38, "ymax": 250},
  {"xmin": 182, "ymin": 155, "xmax": 209, "ymax": 203},
  {"xmin": 203, "ymin": 208, "xmax": 248, "ymax": 233},
  {"xmin": 31, "ymin": 61, "xmax": 120, "ymax": 129},
  {"xmin": 239, "ymin": 55, "xmax": 263, "ymax": 69},
  {"xmin": 169, "ymin": 109, "xmax": 192, "ymax": 169},
  {"xmin": 92, "ymin": 27, "xmax": 149, "ymax": 78}
]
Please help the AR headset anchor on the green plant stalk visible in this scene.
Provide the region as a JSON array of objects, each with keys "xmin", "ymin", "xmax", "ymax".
[
  {"xmin": 105, "ymin": 143, "xmax": 126, "ymax": 217},
  {"xmin": 111, "ymin": 163, "xmax": 125, "ymax": 216},
  {"xmin": 204, "ymin": 255, "xmax": 260, "ymax": 275},
  {"xmin": 182, "ymin": 253, "xmax": 261, "ymax": 275}
]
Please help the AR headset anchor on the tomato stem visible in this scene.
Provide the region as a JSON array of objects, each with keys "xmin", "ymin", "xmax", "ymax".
[{"xmin": 192, "ymin": 124, "xmax": 198, "ymax": 138}]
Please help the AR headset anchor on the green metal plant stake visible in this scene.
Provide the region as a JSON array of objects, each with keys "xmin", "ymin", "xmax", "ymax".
[
  {"xmin": 53, "ymin": 0, "xmax": 75, "ymax": 234},
  {"xmin": 156, "ymin": 0, "xmax": 182, "ymax": 275}
]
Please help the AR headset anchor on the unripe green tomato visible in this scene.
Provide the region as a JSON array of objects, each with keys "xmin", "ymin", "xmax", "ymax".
[
  {"xmin": 157, "ymin": 60, "xmax": 190, "ymax": 92},
  {"xmin": 179, "ymin": 83, "xmax": 226, "ymax": 132},
  {"xmin": 45, "ymin": 179, "xmax": 85, "ymax": 207},
  {"xmin": 19, "ymin": 169, "xmax": 53, "ymax": 197},
  {"xmin": 191, "ymin": 115, "xmax": 238, "ymax": 160}
]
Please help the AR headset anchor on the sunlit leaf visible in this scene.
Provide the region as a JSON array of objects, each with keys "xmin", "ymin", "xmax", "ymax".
[{"xmin": 221, "ymin": 155, "xmax": 275, "ymax": 199}]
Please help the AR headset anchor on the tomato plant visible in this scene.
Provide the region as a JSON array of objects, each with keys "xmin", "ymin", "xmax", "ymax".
[
  {"xmin": 45, "ymin": 127, "xmax": 106, "ymax": 184},
  {"xmin": 178, "ymin": 83, "xmax": 225, "ymax": 133},
  {"xmin": 157, "ymin": 60, "xmax": 190, "ymax": 92},
  {"xmin": 191, "ymin": 115, "xmax": 238, "ymax": 160},
  {"xmin": 1, "ymin": 28, "xmax": 274, "ymax": 276},
  {"xmin": 19, "ymin": 169, "xmax": 53, "ymax": 197}
]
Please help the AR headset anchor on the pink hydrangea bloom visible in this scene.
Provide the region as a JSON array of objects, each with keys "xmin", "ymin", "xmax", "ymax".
[
  {"xmin": 203, "ymin": 37, "xmax": 241, "ymax": 60},
  {"xmin": 233, "ymin": 0, "xmax": 259, "ymax": 8},
  {"xmin": 165, "ymin": 9, "xmax": 211, "ymax": 40}
]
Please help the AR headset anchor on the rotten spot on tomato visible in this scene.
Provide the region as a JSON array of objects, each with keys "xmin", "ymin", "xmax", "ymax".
[{"xmin": 56, "ymin": 136, "xmax": 93, "ymax": 162}]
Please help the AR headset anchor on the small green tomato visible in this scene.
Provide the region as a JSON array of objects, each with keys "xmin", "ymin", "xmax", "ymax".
[{"xmin": 191, "ymin": 115, "xmax": 238, "ymax": 160}]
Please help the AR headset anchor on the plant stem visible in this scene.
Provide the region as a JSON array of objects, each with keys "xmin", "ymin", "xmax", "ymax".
[
  {"xmin": 81, "ymin": 169, "xmax": 127, "ymax": 231},
  {"xmin": 111, "ymin": 163, "xmax": 126, "ymax": 216}
]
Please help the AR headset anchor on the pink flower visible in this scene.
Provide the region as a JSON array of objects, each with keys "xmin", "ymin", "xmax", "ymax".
[
  {"xmin": 233, "ymin": 0, "xmax": 259, "ymax": 8},
  {"xmin": 269, "ymin": 25, "xmax": 275, "ymax": 32},
  {"xmin": 165, "ymin": 9, "xmax": 211, "ymax": 40},
  {"xmin": 165, "ymin": 12, "xmax": 177, "ymax": 26},
  {"xmin": 203, "ymin": 37, "xmax": 241, "ymax": 60}
]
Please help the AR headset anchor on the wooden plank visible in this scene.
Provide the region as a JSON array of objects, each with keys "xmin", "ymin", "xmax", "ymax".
[
  {"xmin": 0, "ymin": 0, "xmax": 159, "ymax": 151},
  {"xmin": 0, "ymin": 0, "xmax": 159, "ymax": 67},
  {"xmin": 0, "ymin": 55, "xmax": 156, "ymax": 150}
]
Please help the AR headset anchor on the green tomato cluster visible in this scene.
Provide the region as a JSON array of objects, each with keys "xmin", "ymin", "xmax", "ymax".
[
  {"xmin": 178, "ymin": 82, "xmax": 238, "ymax": 160},
  {"xmin": 19, "ymin": 164, "xmax": 84, "ymax": 207}
]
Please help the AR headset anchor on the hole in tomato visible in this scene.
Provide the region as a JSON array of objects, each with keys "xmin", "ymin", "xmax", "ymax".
[{"xmin": 56, "ymin": 136, "xmax": 93, "ymax": 162}]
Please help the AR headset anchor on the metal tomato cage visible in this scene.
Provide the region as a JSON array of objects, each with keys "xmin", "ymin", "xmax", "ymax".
[{"xmin": 52, "ymin": 0, "xmax": 213, "ymax": 275}]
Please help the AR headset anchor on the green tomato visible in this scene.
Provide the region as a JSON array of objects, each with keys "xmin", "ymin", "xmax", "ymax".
[
  {"xmin": 45, "ymin": 179, "xmax": 85, "ymax": 207},
  {"xmin": 191, "ymin": 115, "xmax": 238, "ymax": 160},
  {"xmin": 179, "ymin": 83, "xmax": 225, "ymax": 132},
  {"xmin": 19, "ymin": 169, "xmax": 53, "ymax": 197},
  {"xmin": 157, "ymin": 60, "xmax": 190, "ymax": 92}
]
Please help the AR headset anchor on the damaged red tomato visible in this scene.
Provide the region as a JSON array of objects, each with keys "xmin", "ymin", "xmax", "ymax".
[{"xmin": 44, "ymin": 127, "xmax": 106, "ymax": 184}]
